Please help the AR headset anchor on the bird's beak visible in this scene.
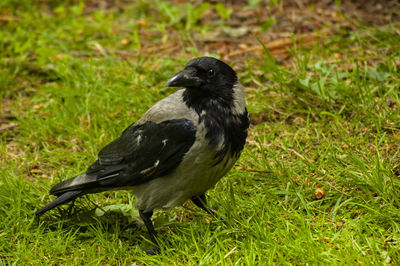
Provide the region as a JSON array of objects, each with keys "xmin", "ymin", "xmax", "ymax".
[{"xmin": 166, "ymin": 69, "xmax": 201, "ymax": 88}]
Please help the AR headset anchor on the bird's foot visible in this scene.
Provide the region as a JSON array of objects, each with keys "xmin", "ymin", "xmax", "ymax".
[{"xmin": 143, "ymin": 246, "xmax": 160, "ymax": 255}]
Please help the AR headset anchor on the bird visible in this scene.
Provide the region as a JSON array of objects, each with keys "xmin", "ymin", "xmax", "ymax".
[{"xmin": 36, "ymin": 56, "xmax": 249, "ymax": 254}]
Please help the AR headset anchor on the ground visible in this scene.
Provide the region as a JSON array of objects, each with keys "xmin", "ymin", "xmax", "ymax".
[{"xmin": 1, "ymin": 0, "xmax": 400, "ymax": 264}]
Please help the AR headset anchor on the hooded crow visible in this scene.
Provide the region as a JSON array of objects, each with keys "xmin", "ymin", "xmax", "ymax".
[{"xmin": 36, "ymin": 57, "xmax": 249, "ymax": 254}]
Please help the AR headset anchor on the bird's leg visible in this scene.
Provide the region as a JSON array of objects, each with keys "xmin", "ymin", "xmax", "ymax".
[
  {"xmin": 191, "ymin": 194, "xmax": 216, "ymax": 216},
  {"xmin": 191, "ymin": 194, "xmax": 226, "ymax": 222},
  {"xmin": 139, "ymin": 210, "xmax": 160, "ymax": 255},
  {"xmin": 65, "ymin": 199, "xmax": 76, "ymax": 216}
]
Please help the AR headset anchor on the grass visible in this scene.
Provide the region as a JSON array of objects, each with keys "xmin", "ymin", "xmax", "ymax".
[{"xmin": 1, "ymin": 1, "xmax": 400, "ymax": 264}]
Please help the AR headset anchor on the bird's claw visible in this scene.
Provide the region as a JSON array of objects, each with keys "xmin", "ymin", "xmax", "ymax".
[{"xmin": 143, "ymin": 246, "xmax": 160, "ymax": 255}]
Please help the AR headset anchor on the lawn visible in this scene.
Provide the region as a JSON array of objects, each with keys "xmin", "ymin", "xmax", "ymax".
[{"xmin": 1, "ymin": 0, "xmax": 400, "ymax": 264}]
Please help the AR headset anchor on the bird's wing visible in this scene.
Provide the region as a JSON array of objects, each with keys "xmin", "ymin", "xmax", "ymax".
[{"xmin": 50, "ymin": 118, "xmax": 196, "ymax": 195}]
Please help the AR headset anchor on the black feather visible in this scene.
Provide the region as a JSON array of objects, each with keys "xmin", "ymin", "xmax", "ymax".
[
  {"xmin": 181, "ymin": 57, "xmax": 249, "ymax": 164},
  {"xmin": 39, "ymin": 118, "xmax": 196, "ymax": 214},
  {"xmin": 35, "ymin": 190, "xmax": 83, "ymax": 216},
  {"xmin": 184, "ymin": 91, "xmax": 249, "ymax": 164}
]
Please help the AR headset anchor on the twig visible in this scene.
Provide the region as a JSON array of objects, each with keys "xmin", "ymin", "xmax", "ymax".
[
  {"xmin": 236, "ymin": 165, "xmax": 275, "ymax": 174},
  {"xmin": 0, "ymin": 123, "xmax": 18, "ymax": 131},
  {"xmin": 226, "ymin": 34, "xmax": 318, "ymax": 58},
  {"xmin": 0, "ymin": 16, "xmax": 19, "ymax": 22},
  {"xmin": 216, "ymin": 247, "xmax": 237, "ymax": 265},
  {"xmin": 235, "ymin": 166, "xmax": 299, "ymax": 185}
]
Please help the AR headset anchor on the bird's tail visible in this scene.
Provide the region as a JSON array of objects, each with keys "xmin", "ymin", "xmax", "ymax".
[{"xmin": 35, "ymin": 190, "xmax": 84, "ymax": 217}]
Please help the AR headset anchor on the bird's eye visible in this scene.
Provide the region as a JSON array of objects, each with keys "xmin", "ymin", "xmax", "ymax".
[{"xmin": 207, "ymin": 68, "xmax": 215, "ymax": 78}]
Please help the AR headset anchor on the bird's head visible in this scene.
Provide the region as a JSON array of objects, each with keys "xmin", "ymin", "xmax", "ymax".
[{"xmin": 167, "ymin": 57, "xmax": 237, "ymax": 102}]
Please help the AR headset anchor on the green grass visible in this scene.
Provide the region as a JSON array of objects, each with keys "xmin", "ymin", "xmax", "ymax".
[{"xmin": 1, "ymin": 1, "xmax": 400, "ymax": 264}]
